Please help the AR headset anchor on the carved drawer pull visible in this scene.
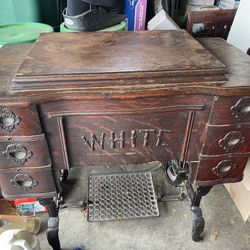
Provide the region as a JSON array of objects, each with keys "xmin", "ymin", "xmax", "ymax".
[
  {"xmin": 0, "ymin": 108, "xmax": 21, "ymax": 132},
  {"xmin": 218, "ymin": 131, "xmax": 244, "ymax": 152},
  {"xmin": 212, "ymin": 160, "xmax": 236, "ymax": 177},
  {"xmin": 231, "ymin": 97, "xmax": 250, "ymax": 120},
  {"xmin": 11, "ymin": 173, "xmax": 38, "ymax": 191},
  {"xmin": 3, "ymin": 144, "xmax": 32, "ymax": 164}
]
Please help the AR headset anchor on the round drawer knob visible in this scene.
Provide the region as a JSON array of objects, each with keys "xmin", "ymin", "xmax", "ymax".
[
  {"xmin": 212, "ymin": 160, "xmax": 237, "ymax": 177},
  {"xmin": 0, "ymin": 108, "xmax": 21, "ymax": 132},
  {"xmin": 3, "ymin": 144, "xmax": 32, "ymax": 164},
  {"xmin": 218, "ymin": 131, "xmax": 244, "ymax": 152},
  {"xmin": 11, "ymin": 173, "xmax": 38, "ymax": 191}
]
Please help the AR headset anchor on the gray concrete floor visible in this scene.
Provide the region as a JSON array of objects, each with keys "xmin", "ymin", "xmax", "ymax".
[{"xmin": 38, "ymin": 163, "xmax": 250, "ymax": 250}]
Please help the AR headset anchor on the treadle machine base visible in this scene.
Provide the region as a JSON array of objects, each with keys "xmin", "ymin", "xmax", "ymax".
[{"xmin": 88, "ymin": 172, "xmax": 160, "ymax": 222}]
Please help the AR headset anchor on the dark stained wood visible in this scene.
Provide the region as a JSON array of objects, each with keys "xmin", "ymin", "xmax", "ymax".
[
  {"xmin": 0, "ymin": 167, "xmax": 57, "ymax": 199},
  {"xmin": 209, "ymin": 96, "xmax": 250, "ymax": 125},
  {"xmin": 0, "ymin": 134, "xmax": 51, "ymax": 169},
  {"xmin": 195, "ymin": 155, "xmax": 248, "ymax": 186},
  {"xmin": 0, "ymin": 32, "xmax": 250, "ymax": 199},
  {"xmin": 186, "ymin": 9, "xmax": 236, "ymax": 39},
  {"xmin": 39, "ymin": 95, "xmax": 212, "ymax": 169},
  {"xmin": 201, "ymin": 124, "xmax": 250, "ymax": 156},
  {"xmin": 0, "ymin": 43, "xmax": 33, "ymax": 94},
  {"xmin": 13, "ymin": 31, "xmax": 226, "ymax": 90},
  {"xmin": 0, "ymin": 105, "xmax": 42, "ymax": 136}
]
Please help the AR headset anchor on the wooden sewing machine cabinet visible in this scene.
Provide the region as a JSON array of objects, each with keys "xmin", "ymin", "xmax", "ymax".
[{"xmin": 0, "ymin": 31, "xmax": 250, "ymax": 249}]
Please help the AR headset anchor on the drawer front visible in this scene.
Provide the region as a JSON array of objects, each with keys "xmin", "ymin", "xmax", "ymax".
[
  {"xmin": 0, "ymin": 134, "xmax": 51, "ymax": 169},
  {"xmin": 209, "ymin": 96, "xmax": 250, "ymax": 125},
  {"xmin": 195, "ymin": 155, "xmax": 248, "ymax": 186},
  {"xmin": 0, "ymin": 105, "xmax": 42, "ymax": 135},
  {"xmin": 202, "ymin": 124, "xmax": 250, "ymax": 155},
  {"xmin": 0, "ymin": 167, "xmax": 57, "ymax": 199}
]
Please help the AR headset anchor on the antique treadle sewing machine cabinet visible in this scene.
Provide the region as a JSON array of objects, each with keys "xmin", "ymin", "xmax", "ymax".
[{"xmin": 0, "ymin": 30, "xmax": 250, "ymax": 249}]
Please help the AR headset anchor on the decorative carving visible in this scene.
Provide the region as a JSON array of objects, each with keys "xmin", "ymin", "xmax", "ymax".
[
  {"xmin": 81, "ymin": 129, "xmax": 172, "ymax": 151},
  {"xmin": 218, "ymin": 131, "xmax": 245, "ymax": 152},
  {"xmin": 231, "ymin": 96, "xmax": 250, "ymax": 120},
  {"xmin": 139, "ymin": 129, "xmax": 155, "ymax": 147},
  {"xmin": 130, "ymin": 130, "xmax": 137, "ymax": 148},
  {"xmin": 0, "ymin": 108, "xmax": 21, "ymax": 132},
  {"xmin": 212, "ymin": 160, "xmax": 237, "ymax": 177},
  {"xmin": 110, "ymin": 131, "xmax": 126, "ymax": 149},
  {"xmin": 3, "ymin": 144, "xmax": 32, "ymax": 164},
  {"xmin": 11, "ymin": 173, "xmax": 38, "ymax": 191},
  {"xmin": 155, "ymin": 129, "xmax": 171, "ymax": 146},
  {"xmin": 82, "ymin": 133, "xmax": 105, "ymax": 151}
]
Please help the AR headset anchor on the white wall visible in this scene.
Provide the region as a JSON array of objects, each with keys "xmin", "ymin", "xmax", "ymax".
[{"xmin": 227, "ymin": 0, "xmax": 250, "ymax": 53}]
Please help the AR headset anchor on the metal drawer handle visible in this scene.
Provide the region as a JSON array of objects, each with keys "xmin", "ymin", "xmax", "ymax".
[
  {"xmin": 212, "ymin": 160, "xmax": 236, "ymax": 177},
  {"xmin": 3, "ymin": 144, "xmax": 32, "ymax": 164},
  {"xmin": 218, "ymin": 131, "xmax": 244, "ymax": 152},
  {"xmin": 0, "ymin": 108, "xmax": 21, "ymax": 132},
  {"xmin": 231, "ymin": 96, "xmax": 250, "ymax": 120},
  {"xmin": 11, "ymin": 173, "xmax": 38, "ymax": 191}
]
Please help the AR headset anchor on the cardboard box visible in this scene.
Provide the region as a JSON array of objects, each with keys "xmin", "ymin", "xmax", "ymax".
[
  {"xmin": 125, "ymin": 0, "xmax": 148, "ymax": 30},
  {"xmin": 225, "ymin": 157, "xmax": 250, "ymax": 223}
]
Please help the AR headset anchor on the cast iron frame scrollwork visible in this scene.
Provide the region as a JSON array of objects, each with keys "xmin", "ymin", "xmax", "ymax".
[
  {"xmin": 218, "ymin": 131, "xmax": 245, "ymax": 152},
  {"xmin": 212, "ymin": 160, "xmax": 237, "ymax": 177},
  {"xmin": 231, "ymin": 96, "xmax": 250, "ymax": 120},
  {"xmin": 11, "ymin": 173, "xmax": 38, "ymax": 191},
  {"xmin": 3, "ymin": 144, "xmax": 32, "ymax": 164},
  {"xmin": 0, "ymin": 108, "xmax": 21, "ymax": 132}
]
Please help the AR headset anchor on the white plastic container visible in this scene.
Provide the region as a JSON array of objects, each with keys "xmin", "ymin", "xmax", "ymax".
[
  {"xmin": 0, "ymin": 229, "xmax": 40, "ymax": 250},
  {"xmin": 188, "ymin": 0, "xmax": 215, "ymax": 5}
]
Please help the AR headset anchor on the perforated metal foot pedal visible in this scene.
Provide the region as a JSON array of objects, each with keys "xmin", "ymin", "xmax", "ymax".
[{"xmin": 88, "ymin": 172, "xmax": 160, "ymax": 222}]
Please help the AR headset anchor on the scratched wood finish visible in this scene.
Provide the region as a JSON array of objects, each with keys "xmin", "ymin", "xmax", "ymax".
[
  {"xmin": 201, "ymin": 124, "xmax": 250, "ymax": 155},
  {"xmin": 195, "ymin": 155, "xmax": 248, "ymax": 186},
  {"xmin": 0, "ymin": 134, "xmax": 51, "ymax": 169},
  {"xmin": 0, "ymin": 105, "xmax": 42, "ymax": 136},
  {"xmin": 209, "ymin": 96, "xmax": 250, "ymax": 125},
  {"xmin": 0, "ymin": 167, "xmax": 57, "ymax": 199},
  {"xmin": 13, "ymin": 31, "xmax": 227, "ymax": 93},
  {"xmin": 39, "ymin": 95, "xmax": 212, "ymax": 169},
  {"xmin": 0, "ymin": 33, "xmax": 250, "ymax": 199}
]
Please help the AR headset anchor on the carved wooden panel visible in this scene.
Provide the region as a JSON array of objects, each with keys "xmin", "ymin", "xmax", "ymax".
[
  {"xmin": 201, "ymin": 124, "xmax": 250, "ymax": 155},
  {"xmin": 0, "ymin": 134, "xmax": 51, "ymax": 169},
  {"xmin": 39, "ymin": 95, "xmax": 211, "ymax": 170},
  {"xmin": 0, "ymin": 167, "xmax": 57, "ymax": 199},
  {"xmin": 195, "ymin": 155, "xmax": 248, "ymax": 186}
]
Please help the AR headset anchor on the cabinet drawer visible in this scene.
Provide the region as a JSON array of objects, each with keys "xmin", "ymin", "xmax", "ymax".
[
  {"xmin": 209, "ymin": 96, "xmax": 250, "ymax": 125},
  {"xmin": 195, "ymin": 155, "xmax": 248, "ymax": 186},
  {"xmin": 0, "ymin": 105, "xmax": 42, "ymax": 135},
  {"xmin": 0, "ymin": 134, "xmax": 51, "ymax": 169},
  {"xmin": 202, "ymin": 124, "xmax": 250, "ymax": 155},
  {"xmin": 0, "ymin": 167, "xmax": 57, "ymax": 199}
]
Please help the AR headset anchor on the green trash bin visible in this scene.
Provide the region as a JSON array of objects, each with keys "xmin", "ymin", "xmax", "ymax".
[
  {"xmin": 0, "ymin": 22, "xmax": 53, "ymax": 46},
  {"xmin": 60, "ymin": 21, "xmax": 127, "ymax": 32},
  {"xmin": 0, "ymin": 0, "xmax": 66, "ymax": 29}
]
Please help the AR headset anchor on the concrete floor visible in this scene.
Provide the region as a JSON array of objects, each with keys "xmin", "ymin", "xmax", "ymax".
[{"xmin": 38, "ymin": 163, "xmax": 250, "ymax": 250}]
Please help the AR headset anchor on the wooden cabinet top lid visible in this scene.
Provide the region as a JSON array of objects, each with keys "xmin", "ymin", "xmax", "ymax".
[{"xmin": 12, "ymin": 31, "xmax": 227, "ymax": 93}]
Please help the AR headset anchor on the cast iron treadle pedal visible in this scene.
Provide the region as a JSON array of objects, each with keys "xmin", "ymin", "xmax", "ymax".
[{"xmin": 88, "ymin": 172, "xmax": 160, "ymax": 222}]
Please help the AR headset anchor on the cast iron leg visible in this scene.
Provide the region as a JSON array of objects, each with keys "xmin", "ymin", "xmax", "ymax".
[
  {"xmin": 189, "ymin": 186, "xmax": 212, "ymax": 242},
  {"xmin": 39, "ymin": 198, "xmax": 61, "ymax": 250}
]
